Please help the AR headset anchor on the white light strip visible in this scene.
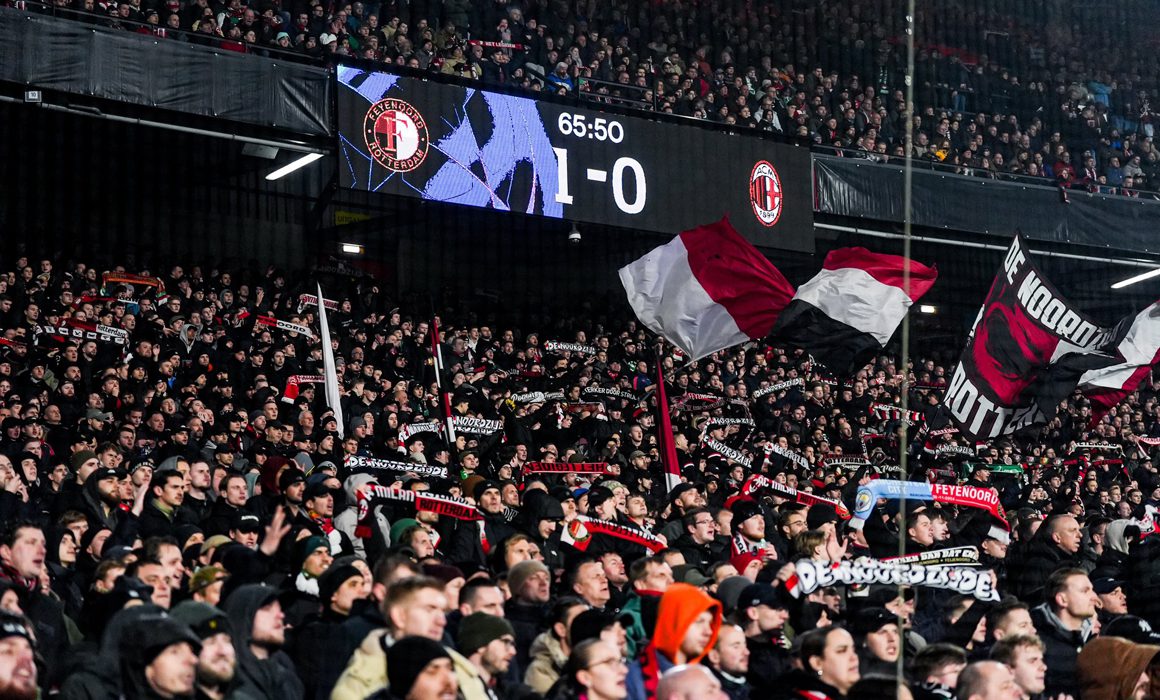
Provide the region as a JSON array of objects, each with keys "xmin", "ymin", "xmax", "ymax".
[
  {"xmin": 265, "ymin": 152, "xmax": 324, "ymax": 181},
  {"xmin": 1111, "ymin": 267, "xmax": 1160, "ymax": 289},
  {"xmin": 814, "ymin": 223, "xmax": 1160, "ymax": 269},
  {"xmin": 341, "ymin": 243, "xmax": 363, "ymax": 255}
]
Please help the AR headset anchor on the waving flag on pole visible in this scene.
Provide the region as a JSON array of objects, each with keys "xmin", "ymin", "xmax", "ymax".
[
  {"xmin": 317, "ymin": 284, "xmax": 344, "ymax": 439},
  {"xmin": 771, "ymin": 248, "xmax": 938, "ymax": 376},
  {"xmin": 1079, "ymin": 302, "xmax": 1160, "ymax": 422},
  {"xmin": 619, "ymin": 218, "xmax": 795, "ymax": 360}
]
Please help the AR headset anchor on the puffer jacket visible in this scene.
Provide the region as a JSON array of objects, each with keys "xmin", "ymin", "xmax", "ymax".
[
  {"xmin": 330, "ymin": 629, "xmax": 490, "ymax": 700},
  {"xmin": 524, "ymin": 632, "xmax": 568, "ymax": 694}
]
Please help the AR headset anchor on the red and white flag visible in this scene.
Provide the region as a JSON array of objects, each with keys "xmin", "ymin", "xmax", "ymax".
[
  {"xmin": 772, "ymin": 247, "xmax": 937, "ymax": 375},
  {"xmin": 618, "ymin": 218, "xmax": 795, "ymax": 360},
  {"xmin": 1080, "ymin": 302, "xmax": 1160, "ymax": 421}
]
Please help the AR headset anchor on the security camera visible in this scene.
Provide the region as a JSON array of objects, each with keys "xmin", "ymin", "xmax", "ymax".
[{"xmin": 568, "ymin": 223, "xmax": 581, "ymax": 244}]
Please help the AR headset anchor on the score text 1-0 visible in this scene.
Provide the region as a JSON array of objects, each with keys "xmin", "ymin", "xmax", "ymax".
[{"xmin": 552, "ymin": 113, "xmax": 645, "ymax": 215}]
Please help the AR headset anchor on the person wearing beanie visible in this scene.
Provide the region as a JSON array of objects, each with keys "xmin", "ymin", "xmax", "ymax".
[
  {"xmin": 0, "ymin": 610, "xmax": 36, "ymax": 700},
  {"xmin": 502, "ymin": 558, "xmax": 551, "ymax": 670},
  {"xmin": 1076, "ymin": 636, "xmax": 1160, "ymax": 700},
  {"xmin": 729, "ymin": 500, "xmax": 770, "ymax": 558},
  {"xmin": 169, "ymin": 601, "xmax": 242, "ymax": 700},
  {"xmin": 369, "ymin": 636, "xmax": 457, "ymax": 700},
  {"xmin": 445, "ymin": 479, "xmax": 516, "ymax": 567},
  {"xmin": 457, "ymin": 612, "xmax": 526, "ymax": 699},
  {"xmin": 118, "ymin": 614, "xmax": 201, "ymax": 699},
  {"xmin": 627, "ymin": 583, "xmax": 723, "ymax": 700},
  {"xmin": 282, "ymin": 535, "xmax": 332, "ymax": 628},
  {"xmin": 292, "ymin": 563, "xmax": 370, "ymax": 699}
]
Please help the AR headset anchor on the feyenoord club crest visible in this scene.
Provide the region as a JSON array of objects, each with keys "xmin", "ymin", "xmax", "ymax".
[
  {"xmin": 749, "ymin": 160, "xmax": 784, "ymax": 227},
  {"xmin": 363, "ymin": 98, "xmax": 429, "ymax": 172}
]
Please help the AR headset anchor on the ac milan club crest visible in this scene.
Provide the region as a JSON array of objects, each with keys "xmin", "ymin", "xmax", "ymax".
[
  {"xmin": 363, "ymin": 98, "xmax": 430, "ymax": 172},
  {"xmin": 749, "ymin": 160, "xmax": 784, "ymax": 227}
]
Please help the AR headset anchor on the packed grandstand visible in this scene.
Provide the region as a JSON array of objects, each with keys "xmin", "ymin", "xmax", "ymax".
[
  {"xmin": 22, "ymin": 0, "xmax": 1160, "ymax": 195},
  {"xmin": 0, "ymin": 246, "xmax": 1145, "ymax": 700}
]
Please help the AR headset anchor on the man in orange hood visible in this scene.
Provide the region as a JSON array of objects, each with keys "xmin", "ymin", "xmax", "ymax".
[{"xmin": 626, "ymin": 583, "xmax": 722, "ymax": 700}]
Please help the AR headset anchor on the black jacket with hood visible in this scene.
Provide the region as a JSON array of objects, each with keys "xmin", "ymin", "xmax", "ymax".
[{"xmin": 221, "ymin": 584, "xmax": 305, "ymax": 700}]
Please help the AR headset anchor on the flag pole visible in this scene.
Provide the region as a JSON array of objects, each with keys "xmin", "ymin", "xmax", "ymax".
[
  {"xmin": 654, "ymin": 346, "xmax": 682, "ymax": 495},
  {"xmin": 430, "ymin": 317, "xmax": 457, "ymax": 444},
  {"xmin": 317, "ymin": 284, "xmax": 344, "ymax": 439}
]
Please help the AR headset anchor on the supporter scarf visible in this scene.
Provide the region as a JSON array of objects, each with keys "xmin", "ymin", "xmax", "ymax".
[
  {"xmin": 255, "ymin": 315, "xmax": 314, "ymax": 338},
  {"xmin": 511, "ymin": 391, "xmax": 565, "ymax": 404},
  {"xmin": 752, "ymin": 378, "xmax": 804, "ymax": 399},
  {"xmin": 1139, "ymin": 436, "xmax": 1160, "ymax": 458},
  {"xmin": 451, "ymin": 416, "xmax": 504, "ymax": 435},
  {"xmin": 543, "ymin": 340, "xmax": 596, "ymax": 354},
  {"xmin": 730, "ymin": 531, "xmax": 770, "ymax": 558},
  {"xmin": 742, "ymin": 475, "xmax": 851, "ymax": 519},
  {"xmin": 673, "ymin": 393, "xmax": 725, "ymax": 411},
  {"xmin": 1073, "ymin": 442, "xmax": 1124, "ymax": 453},
  {"xmin": 934, "ymin": 444, "xmax": 975, "ymax": 460},
  {"xmin": 560, "ymin": 515, "xmax": 664, "ymax": 553},
  {"xmin": 398, "ymin": 422, "xmax": 443, "ymax": 442},
  {"xmin": 479, "ymin": 521, "xmax": 491, "ymax": 555},
  {"xmin": 101, "ymin": 272, "xmax": 165, "ymax": 295},
  {"xmin": 522, "ymin": 462, "xmax": 609, "ymax": 476},
  {"xmin": 703, "ymin": 438, "xmax": 752, "ymax": 468},
  {"xmin": 960, "ymin": 463, "xmax": 1026, "ymax": 482},
  {"xmin": 871, "ymin": 403, "xmax": 924, "ymax": 424},
  {"xmin": 0, "ymin": 564, "xmax": 36, "ymax": 594},
  {"xmin": 928, "ymin": 427, "xmax": 960, "ymax": 437},
  {"xmin": 355, "ymin": 485, "xmax": 480, "ymax": 538},
  {"xmin": 788, "ymin": 558, "xmax": 999, "ymax": 601},
  {"xmin": 881, "ymin": 546, "xmax": 981, "ymax": 567},
  {"xmin": 346, "ymin": 454, "xmax": 449, "ymax": 480},
  {"xmin": 764, "ymin": 443, "xmax": 808, "ymax": 471},
  {"xmin": 0, "ymin": 338, "xmax": 26, "ymax": 350},
  {"xmin": 467, "ymin": 39, "xmax": 527, "ymax": 50},
  {"xmin": 281, "ymin": 375, "xmax": 324, "ymax": 404},
  {"xmin": 704, "ymin": 417, "xmax": 756, "ymax": 428},
  {"xmin": 562, "ymin": 403, "xmax": 604, "ymax": 413},
  {"xmin": 850, "ymin": 480, "xmax": 1006, "ymax": 530},
  {"xmin": 34, "ymin": 320, "xmax": 128, "ymax": 346},
  {"xmin": 582, "ymin": 386, "xmax": 639, "ymax": 403},
  {"xmin": 823, "ymin": 457, "xmax": 872, "ymax": 469},
  {"xmin": 297, "ymin": 293, "xmax": 338, "ymax": 313}
]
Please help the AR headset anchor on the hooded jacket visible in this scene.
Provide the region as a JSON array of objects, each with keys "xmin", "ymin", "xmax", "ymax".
[
  {"xmin": 626, "ymin": 583, "xmax": 722, "ymax": 700},
  {"xmin": 60, "ymin": 604, "xmax": 166, "ymax": 700},
  {"xmin": 333, "ymin": 473, "xmax": 389, "ymax": 561},
  {"xmin": 221, "ymin": 584, "xmax": 305, "ymax": 700},
  {"xmin": 1076, "ymin": 636, "xmax": 1160, "ymax": 700},
  {"xmin": 1031, "ymin": 602, "xmax": 1094, "ymax": 697}
]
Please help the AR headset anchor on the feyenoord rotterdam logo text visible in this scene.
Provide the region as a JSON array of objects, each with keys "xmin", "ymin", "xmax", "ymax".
[{"xmin": 364, "ymin": 98, "xmax": 430, "ymax": 172}]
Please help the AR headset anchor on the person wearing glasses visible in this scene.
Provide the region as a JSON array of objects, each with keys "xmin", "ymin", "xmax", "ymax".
[
  {"xmin": 457, "ymin": 612, "xmax": 528, "ymax": 700},
  {"xmin": 675, "ymin": 508, "xmax": 727, "ymax": 570},
  {"xmin": 554, "ymin": 639, "xmax": 629, "ymax": 700}
]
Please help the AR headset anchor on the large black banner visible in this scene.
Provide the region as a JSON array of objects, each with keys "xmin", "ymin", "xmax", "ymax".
[
  {"xmin": 942, "ymin": 235, "xmax": 1118, "ymax": 439},
  {"xmin": 335, "ymin": 65, "xmax": 814, "ymax": 252},
  {"xmin": 814, "ymin": 155, "xmax": 1160, "ymax": 257}
]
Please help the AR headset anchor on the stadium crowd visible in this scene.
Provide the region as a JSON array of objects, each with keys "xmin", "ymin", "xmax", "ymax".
[
  {"xmin": 0, "ymin": 255, "xmax": 1152, "ymax": 700},
  {"xmin": 17, "ymin": 0, "xmax": 1160, "ymax": 196}
]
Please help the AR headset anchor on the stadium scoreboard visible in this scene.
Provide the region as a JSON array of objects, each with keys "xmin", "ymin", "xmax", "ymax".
[{"xmin": 336, "ymin": 65, "xmax": 813, "ymax": 252}]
